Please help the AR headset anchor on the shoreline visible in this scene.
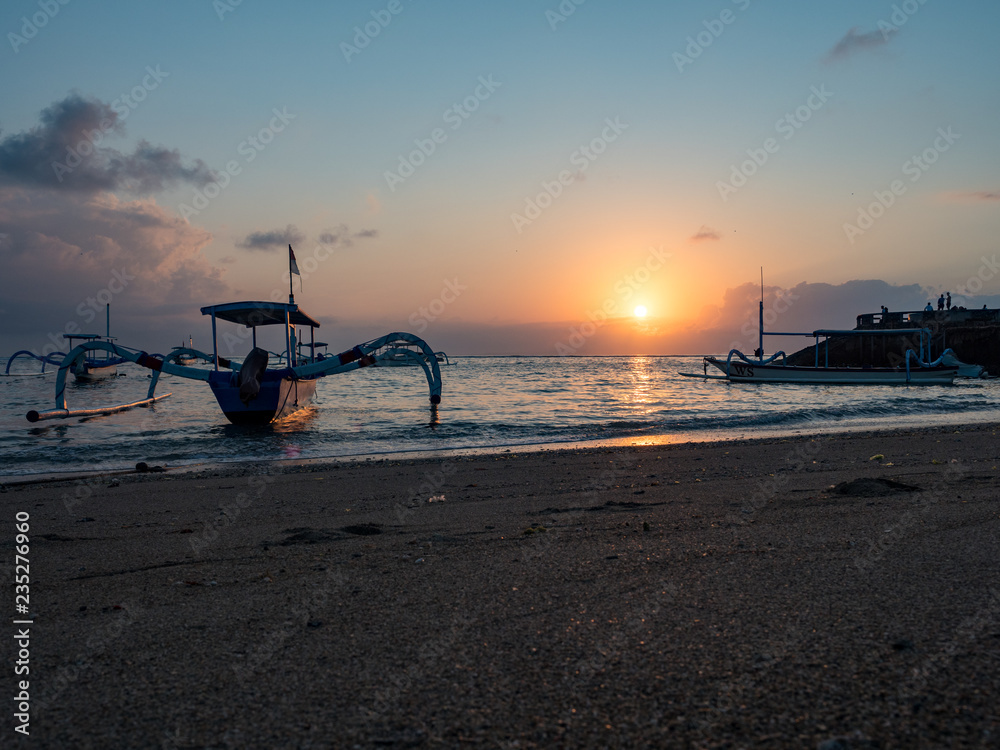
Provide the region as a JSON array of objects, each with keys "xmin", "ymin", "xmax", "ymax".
[{"xmin": 5, "ymin": 414, "xmax": 1000, "ymax": 486}]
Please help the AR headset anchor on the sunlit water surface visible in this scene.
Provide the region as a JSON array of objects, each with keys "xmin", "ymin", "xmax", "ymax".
[{"xmin": 3, "ymin": 356, "xmax": 998, "ymax": 477}]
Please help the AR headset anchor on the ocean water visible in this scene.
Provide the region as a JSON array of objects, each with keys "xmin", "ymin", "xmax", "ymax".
[{"xmin": 2, "ymin": 355, "xmax": 999, "ymax": 478}]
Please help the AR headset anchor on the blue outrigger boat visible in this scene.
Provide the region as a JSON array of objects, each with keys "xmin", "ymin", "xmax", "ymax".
[{"xmin": 26, "ymin": 251, "xmax": 443, "ymax": 424}]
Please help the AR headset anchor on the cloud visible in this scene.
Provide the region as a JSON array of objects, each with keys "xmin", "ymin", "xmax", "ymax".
[
  {"xmin": 942, "ymin": 190, "xmax": 1000, "ymax": 202},
  {"xmin": 318, "ymin": 224, "xmax": 379, "ymax": 247},
  {"xmin": 825, "ymin": 26, "xmax": 895, "ymax": 62},
  {"xmin": 691, "ymin": 225, "xmax": 721, "ymax": 242},
  {"xmin": 0, "ymin": 186, "xmax": 227, "ymax": 353},
  {"xmin": 238, "ymin": 224, "xmax": 304, "ymax": 250},
  {"xmin": 0, "ymin": 95, "xmax": 231, "ymax": 354},
  {"xmin": 0, "ymin": 93, "xmax": 214, "ymax": 194},
  {"xmin": 682, "ymin": 278, "xmax": 938, "ymax": 355}
]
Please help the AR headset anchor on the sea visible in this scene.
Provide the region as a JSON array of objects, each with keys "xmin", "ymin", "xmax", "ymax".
[{"xmin": 2, "ymin": 355, "xmax": 999, "ymax": 479}]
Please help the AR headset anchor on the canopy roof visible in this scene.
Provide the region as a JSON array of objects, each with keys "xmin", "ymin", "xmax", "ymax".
[{"xmin": 200, "ymin": 301, "xmax": 321, "ymax": 328}]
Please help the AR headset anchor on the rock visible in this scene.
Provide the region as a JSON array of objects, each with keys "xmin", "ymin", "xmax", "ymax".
[{"xmin": 831, "ymin": 477, "xmax": 920, "ymax": 497}]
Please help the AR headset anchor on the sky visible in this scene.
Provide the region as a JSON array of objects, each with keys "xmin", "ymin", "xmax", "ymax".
[{"xmin": 1, "ymin": 0, "xmax": 999, "ymax": 357}]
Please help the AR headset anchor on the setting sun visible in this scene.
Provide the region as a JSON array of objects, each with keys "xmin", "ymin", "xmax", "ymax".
[{"xmin": 633, "ymin": 305, "xmax": 648, "ymax": 318}]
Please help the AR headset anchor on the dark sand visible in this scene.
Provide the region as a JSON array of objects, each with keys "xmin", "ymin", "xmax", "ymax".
[{"xmin": 3, "ymin": 424, "xmax": 999, "ymax": 748}]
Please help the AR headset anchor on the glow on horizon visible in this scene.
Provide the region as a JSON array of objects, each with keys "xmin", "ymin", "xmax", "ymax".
[{"xmin": 0, "ymin": 1, "xmax": 998, "ymax": 356}]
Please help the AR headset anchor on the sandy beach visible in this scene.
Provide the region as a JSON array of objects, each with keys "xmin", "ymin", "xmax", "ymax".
[{"xmin": 3, "ymin": 424, "xmax": 999, "ymax": 748}]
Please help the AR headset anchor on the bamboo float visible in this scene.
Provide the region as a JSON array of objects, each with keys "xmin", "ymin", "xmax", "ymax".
[{"xmin": 27, "ymin": 393, "xmax": 172, "ymax": 423}]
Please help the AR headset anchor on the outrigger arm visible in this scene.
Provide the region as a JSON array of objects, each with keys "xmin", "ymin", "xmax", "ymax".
[
  {"xmin": 25, "ymin": 341, "xmax": 210, "ymax": 422},
  {"xmin": 5, "ymin": 350, "xmax": 65, "ymax": 375},
  {"xmin": 294, "ymin": 331, "xmax": 443, "ymax": 404}
]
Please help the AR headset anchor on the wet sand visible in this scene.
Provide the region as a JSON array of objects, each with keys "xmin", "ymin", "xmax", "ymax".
[{"xmin": 3, "ymin": 424, "xmax": 999, "ymax": 748}]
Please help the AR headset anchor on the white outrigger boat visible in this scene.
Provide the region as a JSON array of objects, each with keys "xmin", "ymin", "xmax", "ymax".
[
  {"xmin": 684, "ymin": 343, "xmax": 958, "ymax": 385},
  {"xmin": 679, "ymin": 274, "xmax": 961, "ymax": 385},
  {"xmin": 376, "ymin": 350, "xmax": 453, "ymax": 367},
  {"xmin": 169, "ymin": 336, "xmax": 199, "ymax": 366},
  {"xmin": 26, "ymin": 251, "xmax": 443, "ymax": 424},
  {"xmin": 62, "ymin": 333, "xmax": 122, "ymax": 381}
]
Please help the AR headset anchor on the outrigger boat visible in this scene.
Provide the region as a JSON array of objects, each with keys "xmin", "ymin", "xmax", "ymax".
[
  {"xmin": 376, "ymin": 350, "xmax": 453, "ymax": 367},
  {"xmin": 169, "ymin": 336, "xmax": 199, "ymax": 366},
  {"xmin": 685, "ymin": 343, "xmax": 959, "ymax": 385},
  {"xmin": 679, "ymin": 273, "xmax": 960, "ymax": 385},
  {"xmin": 62, "ymin": 333, "xmax": 121, "ymax": 381},
  {"xmin": 26, "ymin": 249, "xmax": 443, "ymax": 424},
  {"xmin": 6, "ymin": 304, "xmax": 126, "ymax": 381}
]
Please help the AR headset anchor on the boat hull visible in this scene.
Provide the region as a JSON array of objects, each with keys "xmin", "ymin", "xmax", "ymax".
[
  {"xmin": 703, "ymin": 357, "xmax": 958, "ymax": 385},
  {"xmin": 73, "ymin": 362, "xmax": 118, "ymax": 382},
  {"xmin": 208, "ymin": 370, "xmax": 317, "ymax": 424}
]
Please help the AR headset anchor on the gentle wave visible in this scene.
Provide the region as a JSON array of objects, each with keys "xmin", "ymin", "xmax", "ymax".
[{"xmin": 2, "ymin": 356, "xmax": 998, "ymax": 476}]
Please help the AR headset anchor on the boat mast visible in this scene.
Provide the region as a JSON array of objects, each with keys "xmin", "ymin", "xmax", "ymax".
[
  {"xmin": 287, "ymin": 245, "xmax": 297, "ymax": 362},
  {"xmin": 758, "ymin": 267, "xmax": 764, "ymax": 359}
]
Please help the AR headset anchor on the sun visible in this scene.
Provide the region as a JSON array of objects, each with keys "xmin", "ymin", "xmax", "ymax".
[{"xmin": 633, "ymin": 305, "xmax": 648, "ymax": 318}]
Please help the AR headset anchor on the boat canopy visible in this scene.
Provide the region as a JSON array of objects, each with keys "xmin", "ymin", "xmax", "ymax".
[{"xmin": 199, "ymin": 301, "xmax": 321, "ymax": 328}]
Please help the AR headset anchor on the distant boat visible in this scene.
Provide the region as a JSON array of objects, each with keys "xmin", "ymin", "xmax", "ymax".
[
  {"xmin": 375, "ymin": 350, "xmax": 453, "ymax": 367},
  {"xmin": 679, "ymin": 272, "xmax": 959, "ymax": 385},
  {"xmin": 6, "ymin": 304, "xmax": 125, "ymax": 379},
  {"xmin": 63, "ymin": 304, "xmax": 126, "ymax": 381},
  {"xmin": 63, "ymin": 333, "xmax": 121, "ymax": 381},
  {"xmin": 687, "ymin": 351, "xmax": 958, "ymax": 385},
  {"xmin": 939, "ymin": 350, "xmax": 985, "ymax": 378},
  {"xmin": 169, "ymin": 336, "xmax": 200, "ymax": 366}
]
